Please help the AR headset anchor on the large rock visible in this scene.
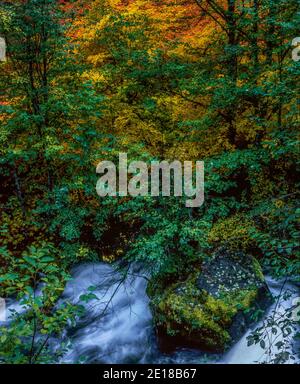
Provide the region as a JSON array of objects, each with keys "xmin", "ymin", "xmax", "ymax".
[{"xmin": 147, "ymin": 249, "xmax": 273, "ymax": 353}]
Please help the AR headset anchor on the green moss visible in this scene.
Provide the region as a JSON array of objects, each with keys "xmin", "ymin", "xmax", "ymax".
[
  {"xmin": 252, "ymin": 258, "xmax": 265, "ymax": 282},
  {"xmin": 150, "ymin": 275, "xmax": 259, "ymax": 351}
]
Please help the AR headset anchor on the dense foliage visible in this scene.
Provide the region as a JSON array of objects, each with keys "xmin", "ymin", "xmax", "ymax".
[{"xmin": 0, "ymin": 0, "xmax": 299, "ymax": 363}]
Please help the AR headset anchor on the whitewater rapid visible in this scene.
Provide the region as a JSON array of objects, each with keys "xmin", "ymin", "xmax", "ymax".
[{"xmin": 3, "ymin": 262, "xmax": 300, "ymax": 364}]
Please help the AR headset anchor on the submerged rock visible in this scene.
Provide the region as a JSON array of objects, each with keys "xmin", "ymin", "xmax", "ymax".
[{"xmin": 147, "ymin": 249, "xmax": 273, "ymax": 353}]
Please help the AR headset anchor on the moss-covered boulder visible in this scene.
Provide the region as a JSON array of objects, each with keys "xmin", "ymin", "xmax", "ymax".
[{"xmin": 147, "ymin": 249, "xmax": 273, "ymax": 353}]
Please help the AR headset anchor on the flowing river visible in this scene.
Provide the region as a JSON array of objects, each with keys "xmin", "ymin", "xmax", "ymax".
[{"xmin": 4, "ymin": 262, "xmax": 300, "ymax": 364}]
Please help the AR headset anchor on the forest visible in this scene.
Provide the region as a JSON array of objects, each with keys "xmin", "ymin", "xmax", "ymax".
[{"xmin": 0, "ymin": 0, "xmax": 299, "ymax": 365}]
